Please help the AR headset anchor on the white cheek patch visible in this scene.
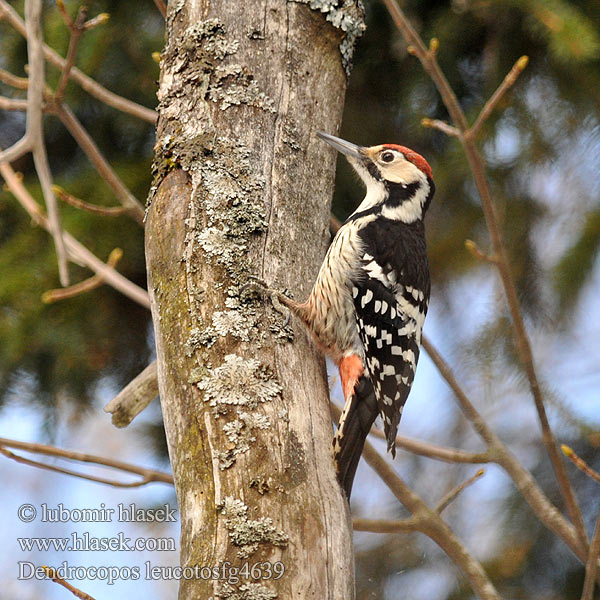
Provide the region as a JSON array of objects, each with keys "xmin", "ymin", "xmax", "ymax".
[{"xmin": 384, "ymin": 160, "xmax": 421, "ymax": 184}]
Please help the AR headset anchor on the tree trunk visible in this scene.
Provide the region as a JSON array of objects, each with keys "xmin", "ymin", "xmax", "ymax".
[{"xmin": 145, "ymin": 1, "xmax": 364, "ymax": 598}]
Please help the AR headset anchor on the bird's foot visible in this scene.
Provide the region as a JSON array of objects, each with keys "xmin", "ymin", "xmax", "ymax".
[{"xmin": 241, "ymin": 275, "xmax": 292, "ymax": 327}]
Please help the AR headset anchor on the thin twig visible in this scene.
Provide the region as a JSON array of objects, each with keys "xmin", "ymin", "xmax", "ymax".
[
  {"xmin": 0, "ymin": 96, "xmax": 27, "ymax": 110},
  {"xmin": 0, "ymin": 67, "xmax": 29, "ymax": 89},
  {"xmin": 20, "ymin": 0, "xmax": 70, "ymax": 285},
  {"xmin": 0, "ymin": 159, "xmax": 150, "ymax": 307},
  {"xmin": 383, "ymin": 428, "xmax": 489, "ymax": 463},
  {"xmin": 104, "ymin": 361, "xmax": 159, "ymax": 427},
  {"xmin": 43, "ymin": 566, "xmax": 96, "ymax": 600},
  {"xmin": 361, "ymin": 438, "xmax": 501, "ymax": 600},
  {"xmin": 562, "ymin": 445, "xmax": 600, "ymax": 484},
  {"xmin": 49, "ymin": 103, "xmax": 145, "ymax": 222},
  {"xmin": 0, "ymin": 437, "xmax": 173, "ymax": 486},
  {"xmin": 421, "ymin": 117, "xmax": 461, "ymax": 138},
  {"xmin": 82, "ymin": 13, "xmax": 109, "ymax": 31},
  {"xmin": 421, "ymin": 334, "xmax": 587, "ymax": 563},
  {"xmin": 435, "ymin": 469, "xmax": 485, "ymax": 514},
  {"xmin": 0, "ymin": 446, "xmax": 162, "ymax": 488},
  {"xmin": 580, "ymin": 512, "xmax": 600, "ymax": 600},
  {"xmin": 55, "ymin": 0, "xmax": 73, "ymax": 28},
  {"xmin": 330, "ymin": 401, "xmax": 490, "ymax": 464},
  {"xmin": 0, "ymin": 0, "xmax": 39, "ymax": 163},
  {"xmin": 153, "ymin": 0, "xmax": 167, "ymax": 18},
  {"xmin": 382, "ymin": 0, "xmax": 587, "ymax": 550},
  {"xmin": 55, "ymin": 5, "xmax": 88, "ymax": 103},
  {"xmin": 53, "ymin": 185, "xmax": 128, "ymax": 216},
  {"xmin": 465, "ymin": 239, "xmax": 499, "ymax": 264},
  {"xmin": 353, "ymin": 517, "xmax": 420, "ymax": 533},
  {"xmin": 42, "ymin": 247, "xmax": 123, "ymax": 303},
  {"xmin": 0, "ymin": 81, "xmax": 144, "ymax": 223},
  {"xmin": 469, "ymin": 56, "xmax": 529, "ymax": 140},
  {"xmin": 0, "ymin": 0, "xmax": 157, "ymax": 123}
]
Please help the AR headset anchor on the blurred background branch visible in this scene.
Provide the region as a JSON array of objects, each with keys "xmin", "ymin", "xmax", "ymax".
[
  {"xmin": 0, "ymin": 0, "xmax": 598, "ymax": 598},
  {"xmin": 0, "ymin": 436, "xmax": 173, "ymax": 486},
  {"xmin": 382, "ymin": 0, "xmax": 587, "ymax": 549}
]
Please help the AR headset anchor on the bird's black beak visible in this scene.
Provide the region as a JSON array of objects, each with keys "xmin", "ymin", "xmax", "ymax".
[{"xmin": 317, "ymin": 131, "xmax": 363, "ymax": 159}]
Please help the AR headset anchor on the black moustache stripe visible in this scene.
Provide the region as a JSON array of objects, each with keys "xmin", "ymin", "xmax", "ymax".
[{"xmin": 385, "ymin": 181, "xmax": 421, "ymax": 208}]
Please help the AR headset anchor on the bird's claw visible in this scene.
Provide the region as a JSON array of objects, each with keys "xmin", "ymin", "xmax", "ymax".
[
  {"xmin": 241, "ymin": 276, "xmax": 291, "ymax": 327},
  {"xmin": 240, "ymin": 275, "xmax": 269, "ymax": 296}
]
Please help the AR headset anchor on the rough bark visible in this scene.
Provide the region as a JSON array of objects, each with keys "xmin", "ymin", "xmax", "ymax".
[{"xmin": 145, "ymin": 1, "xmax": 364, "ymax": 598}]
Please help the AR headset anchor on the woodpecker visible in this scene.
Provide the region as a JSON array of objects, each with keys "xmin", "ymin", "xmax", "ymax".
[{"xmin": 268, "ymin": 132, "xmax": 434, "ymax": 498}]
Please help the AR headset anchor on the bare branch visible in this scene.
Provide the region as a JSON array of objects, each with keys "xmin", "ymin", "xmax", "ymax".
[
  {"xmin": 469, "ymin": 56, "xmax": 529, "ymax": 140},
  {"xmin": 153, "ymin": 0, "xmax": 167, "ymax": 18},
  {"xmin": 42, "ymin": 247, "xmax": 123, "ymax": 303},
  {"xmin": 0, "ymin": 0, "xmax": 157, "ymax": 123},
  {"xmin": 580, "ymin": 512, "xmax": 600, "ymax": 600},
  {"xmin": 353, "ymin": 517, "xmax": 420, "ymax": 533},
  {"xmin": 361, "ymin": 438, "xmax": 501, "ymax": 600},
  {"xmin": 32, "ymin": 146, "xmax": 70, "ymax": 285},
  {"xmin": 0, "ymin": 160, "xmax": 150, "ymax": 307},
  {"xmin": 55, "ymin": 0, "xmax": 73, "ymax": 28},
  {"xmin": 562, "ymin": 445, "xmax": 600, "ymax": 484},
  {"xmin": 0, "ymin": 437, "xmax": 173, "ymax": 486},
  {"xmin": 383, "ymin": 0, "xmax": 587, "ymax": 548},
  {"xmin": 422, "ymin": 335, "xmax": 588, "ymax": 562},
  {"xmin": 0, "ymin": 0, "xmax": 45, "ymax": 164},
  {"xmin": 49, "ymin": 103, "xmax": 145, "ymax": 222},
  {"xmin": 53, "ymin": 184, "xmax": 128, "ymax": 216},
  {"xmin": 104, "ymin": 361, "xmax": 159, "ymax": 427},
  {"xmin": 465, "ymin": 239, "xmax": 499, "ymax": 264},
  {"xmin": 421, "ymin": 336, "xmax": 496, "ymax": 447},
  {"xmin": 392, "ymin": 433, "xmax": 490, "ymax": 464},
  {"xmin": 331, "ymin": 401, "xmax": 490, "ymax": 464},
  {"xmin": 42, "ymin": 566, "xmax": 96, "ymax": 600},
  {"xmin": 382, "ymin": 0, "xmax": 469, "ymax": 131},
  {"xmin": 0, "ymin": 67, "xmax": 29, "ymax": 89},
  {"xmin": 0, "ymin": 96, "xmax": 27, "ymax": 110},
  {"xmin": 0, "ymin": 136, "xmax": 31, "ymax": 163},
  {"xmin": 421, "ymin": 117, "xmax": 461, "ymax": 138},
  {"xmin": 435, "ymin": 469, "xmax": 485, "ymax": 514},
  {"xmin": 54, "ymin": 5, "xmax": 88, "ymax": 103},
  {"xmin": 10, "ymin": 0, "xmax": 70, "ymax": 285},
  {"xmin": 82, "ymin": 13, "xmax": 109, "ymax": 31}
]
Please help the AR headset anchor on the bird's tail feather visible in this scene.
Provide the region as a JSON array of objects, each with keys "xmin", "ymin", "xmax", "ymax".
[{"xmin": 333, "ymin": 375, "xmax": 378, "ymax": 499}]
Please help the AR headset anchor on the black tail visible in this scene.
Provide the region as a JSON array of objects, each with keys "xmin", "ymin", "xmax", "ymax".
[{"xmin": 333, "ymin": 375, "xmax": 379, "ymax": 499}]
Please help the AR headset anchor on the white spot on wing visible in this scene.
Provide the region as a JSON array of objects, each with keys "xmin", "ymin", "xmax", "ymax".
[{"xmin": 365, "ymin": 324, "xmax": 377, "ymax": 337}]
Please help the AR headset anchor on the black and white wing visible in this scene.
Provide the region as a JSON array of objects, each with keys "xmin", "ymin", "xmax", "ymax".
[{"xmin": 351, "ymin": 254, "xmax": 426, "ymax": 453}]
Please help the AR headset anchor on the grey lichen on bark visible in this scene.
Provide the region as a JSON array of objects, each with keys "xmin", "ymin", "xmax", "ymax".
[{"xmin": 145, "ymin": 1, "xmax": 364, "ymax": 598}]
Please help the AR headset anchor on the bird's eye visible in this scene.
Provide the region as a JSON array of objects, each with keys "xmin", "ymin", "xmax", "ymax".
[{"xmin": 380, "ymin": 151, "xmax": 395, "ymax": 163}]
